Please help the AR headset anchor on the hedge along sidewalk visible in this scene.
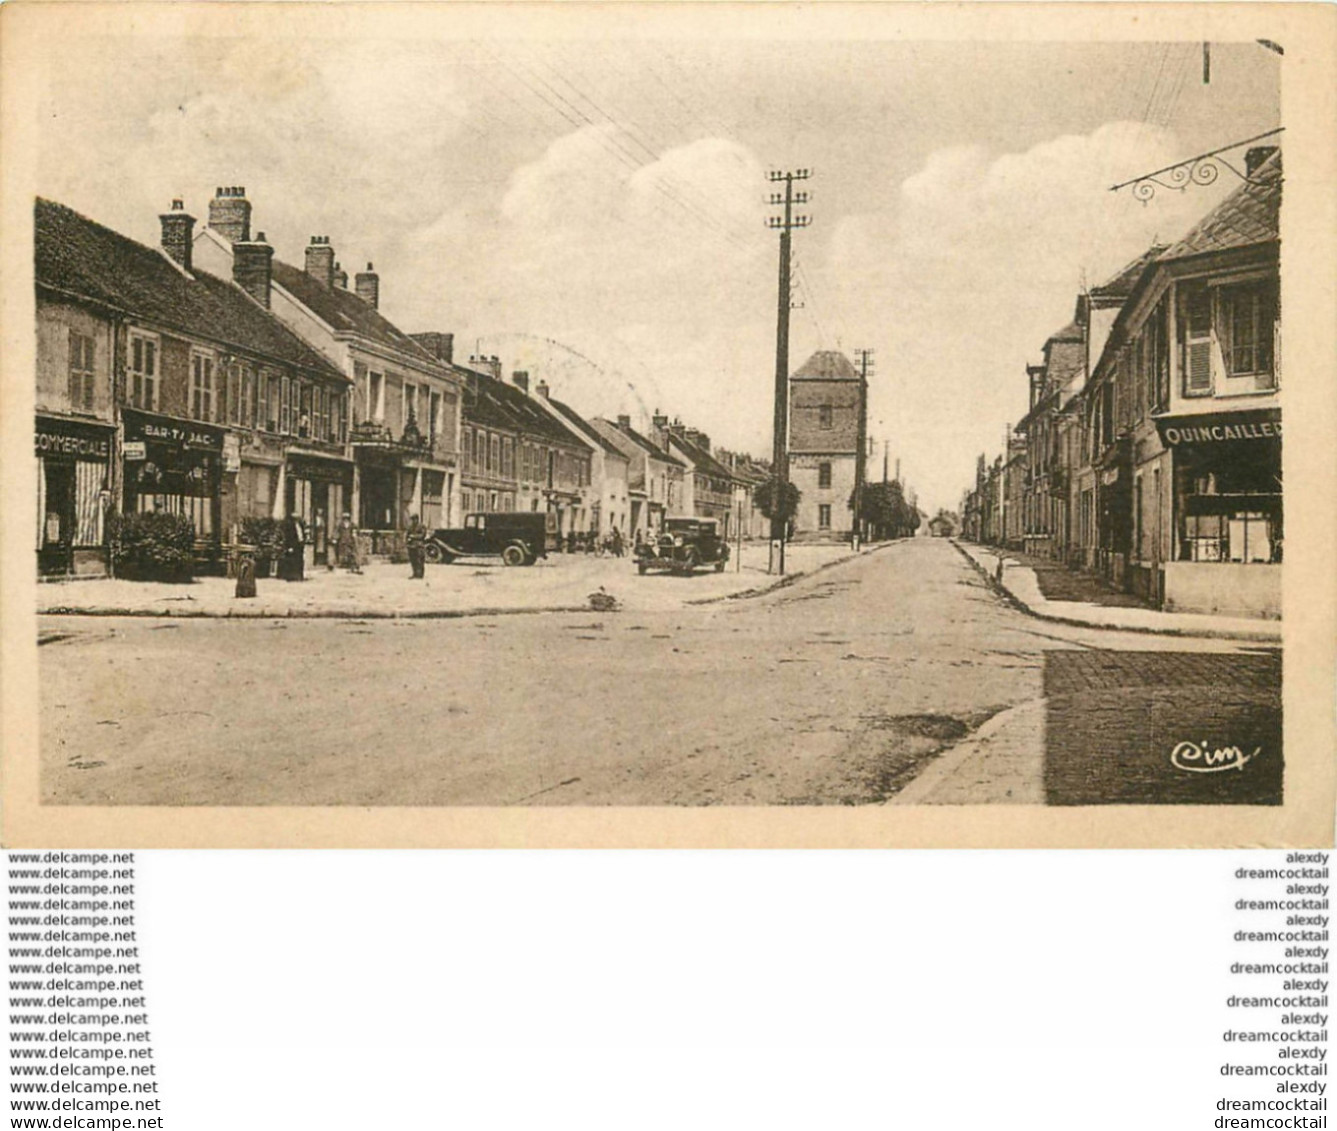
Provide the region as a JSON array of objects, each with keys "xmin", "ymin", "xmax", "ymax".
[
  {"xmin": 36, "ymin": 542, "xmax": 863, "ymax": 620},
  {"xmin": 953, "ymin": 540, "xmax": 1281, "ymax": 644}
]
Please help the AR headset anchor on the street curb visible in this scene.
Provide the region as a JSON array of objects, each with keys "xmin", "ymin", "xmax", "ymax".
[
  {"xmin": 37, "ymin": 602, "xmax": 594, "ymax": 622},
  {"xmin": 949, "ymin": 539, "xmax": 1282, "ymax": 644}
]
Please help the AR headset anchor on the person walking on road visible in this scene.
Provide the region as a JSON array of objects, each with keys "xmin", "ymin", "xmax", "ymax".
[
  {"xmin": 406, "ymin": 514, "xmax": 427, "ymax": 580},
  {"xmin": 336, "ymin": 512, "xmax": 362, "ymax": 574}
]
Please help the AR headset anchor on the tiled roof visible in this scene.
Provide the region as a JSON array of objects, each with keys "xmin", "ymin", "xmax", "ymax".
[
  {"xmin": 271, "ymin": 259, "xmax": 438, "ymax": 364},
  {"xmin": 1091, "ymin": 245, "xmax": 1167, "ymax": 302},
  {"xmin": 667, "ymin": 430, "xmax": 737, "ymax": 483},
  {"xmin": 547, "ymin": 397, "xmax": 628, "ymax": 460},
  {"xmin": 460, "ymin": 369, "xmax": 588, "ymax": 449},
  {"xmin": 35, "ymin": 198, "xmax": 344, "ymax": 381},
  {"xmin": 590, "ymin": 418, "xmax": 688, "ymax": 468},
  {"xmin": 1159, "ymin": 151, "xmax": 1281, "ymax": 261},
  {"xmin": 791, "ymin": 349, "xmax": 859, "ymax": 380}
]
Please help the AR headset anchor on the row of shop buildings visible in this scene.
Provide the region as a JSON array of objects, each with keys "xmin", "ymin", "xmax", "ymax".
[
  {"xmin": 960, "ymin": 147, "xmax": 1282, "ymax": 619},
  {"xmin": 33, "ymin": 188, "xmax": 774, "ymax": 578}
]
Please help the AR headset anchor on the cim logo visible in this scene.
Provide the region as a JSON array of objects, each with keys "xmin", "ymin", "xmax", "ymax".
[{"xmin": 1170, "ymin": 741, "xmax": 1262, "ymax": 774}]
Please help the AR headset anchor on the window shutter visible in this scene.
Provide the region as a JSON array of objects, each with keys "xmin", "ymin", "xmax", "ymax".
[
  {"xmin": 1180, "ymin": 286, "xmax": 1214, "ymax": 395},
  {"xmin": 68, "ymin": 329, "xmax": 82, "ymax": 406}
]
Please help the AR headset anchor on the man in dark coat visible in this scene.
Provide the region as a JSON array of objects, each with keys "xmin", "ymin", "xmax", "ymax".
[
  {"xmin": 406, "ymin": 514, "xmax": 427, "ymax": 580},
  {"xmin": 280, "ymin": 514, "xmax": 306, "ymax": 582}
]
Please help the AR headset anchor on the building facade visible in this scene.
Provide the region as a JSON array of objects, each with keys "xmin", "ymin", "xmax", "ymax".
[{"xmin": 787, "ymin": 350, "xmax": 861, "ymax": 540}]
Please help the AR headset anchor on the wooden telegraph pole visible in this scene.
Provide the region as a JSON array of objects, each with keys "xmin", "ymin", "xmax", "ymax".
[
  {"xmin": 766, "ymin": 169, "xmax": 810, "ymax": 575},
  {"xmin": 852, "ymin": 348, "xmax": 873, "ymax": 549}
]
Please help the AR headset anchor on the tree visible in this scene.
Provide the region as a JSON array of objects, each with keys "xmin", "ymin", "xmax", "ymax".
[{"xmin": 754, "ymin": 477, "xmax": 801, "ymax": 526}]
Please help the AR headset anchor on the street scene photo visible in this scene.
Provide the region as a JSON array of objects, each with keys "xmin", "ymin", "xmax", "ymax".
[{"xmin": 29, "ymin": 28, "xmax": 1284, "ymax": 808}]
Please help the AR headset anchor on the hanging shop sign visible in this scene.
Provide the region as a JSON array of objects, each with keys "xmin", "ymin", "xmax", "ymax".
[
  {"xmin": 1155, "ymin": 408, "xmax": 1281, "ymax": 448},
  {"xmin": 123, "ymin": 441, "xmax": 147, "ymax": 461}
]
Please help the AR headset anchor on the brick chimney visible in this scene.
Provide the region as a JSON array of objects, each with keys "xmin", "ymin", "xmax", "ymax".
[
  {"xmin": 355, "ymin": 262, "xmax": 379, "ymax": 309},
  {"xmin": 412, "ymin": 333, "xmax": 455, "ymax": 364},
  {"xmin": 334, "ymin": 261, "xmax": 349, "ymax": 289},
  {"xmin": 1246, "ymin": 146, "xmax": 1279, "ymax": 176},
  {"xmin": 233, "ymin": 231, "xmax": 274, "ymax": 308},
  {"xmin": 159, "ymin": 199, "xmax": 196, "ymax": 271},
  {"xmin": 468, "ymin": 355, "xmax": 501, "ymax": 381},
  {"xmin": 208, "ymin": 186, "xmax": 251, "ymax": 244},
  {"xmin": 512, "ymin": 370, "xmax": 529, "ymax": 394},
  {"xmin": 617, "ymin": 414, "xmax": 631, "ymax": 430},
  {"xmin": 305, "ymin": 236, "xmax": 335, "ymax": 288},
  {"xmin": 535, "ymin": 379, "xmax": 550, "ymax": 400}
]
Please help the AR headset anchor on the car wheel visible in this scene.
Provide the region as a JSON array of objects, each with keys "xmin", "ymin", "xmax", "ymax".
[
  {"xmin": 680, "ymin": 549, "xmax": 699, "ymax": 575},
  {"xmin": 424, "ymin": 542, "xmax": 444, "ymax": 565},
  {"xmin": 715, "ymin": 559, "xmax": 726, "ymax": 572},
  {"xmin": 501, "ymin": 543, "xmax": 526, "ymax": 567}
]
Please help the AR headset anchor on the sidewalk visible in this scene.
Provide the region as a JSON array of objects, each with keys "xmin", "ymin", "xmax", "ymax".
[
  {"xmin": 953, "ymin": 540, "xmax": 1281, "ymax": 643},
  {"xmin": 37, "ymin": 541, "xmax": 864, "ymax": 619}
]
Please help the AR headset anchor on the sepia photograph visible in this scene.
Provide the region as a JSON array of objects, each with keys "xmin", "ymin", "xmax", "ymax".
[{"xmin": 3, "ymin": 3, "xmax": 1333, "ymax": 845}]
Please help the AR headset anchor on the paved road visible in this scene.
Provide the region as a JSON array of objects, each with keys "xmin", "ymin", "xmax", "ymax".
[{"xmin": 38, "ymin": 538, "xmax": 1280, "ymax": 806}]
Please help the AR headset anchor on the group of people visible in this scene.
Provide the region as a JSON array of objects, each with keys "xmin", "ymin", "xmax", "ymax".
[{"xmin": 557, "ymin": 527, "xmax": 639, "ymax": 557}]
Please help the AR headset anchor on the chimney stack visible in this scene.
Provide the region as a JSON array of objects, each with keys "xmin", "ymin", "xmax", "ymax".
[
  {"xmin": 512, "ymin": 370, "xmax": 529, "ymax": 394},
  {"xmin": 535, "ymin": 379, "xmax": 550, "ymax": 400},
  {"xmin": 468, "ymin": 355, "xmax": 502, "ymax": 381},
  {"xmin": 355, "ymin": 262, "xmax": 379, "ymax": 309},
  {"xmin": 159, "ymin": 199, "xmax": 196, "ymax": 272},
  {"xmin": 1245, "ymin": 146, "xmax": 1279, "ymax": 176},
  {"xmin": 305, "ymin": 236, "xmax": 335, "ymax": 288},
  {"xmin": 233, "ymin": 231, "xmax": 274, "ymax": 308},
  {"xmin": 334, "ymin": 261, "xmax": 349, "ymax": 289},
  {"xmin": 412, "ymin": 333, "xmax": 455, "ymax": 364},
  {"xmin": 617, "ymin": 414, "xmax": 631, "ymax": 430},
  {"xmin": 208, "ymin": 186, "xmax": 251, "ymax": 244}
]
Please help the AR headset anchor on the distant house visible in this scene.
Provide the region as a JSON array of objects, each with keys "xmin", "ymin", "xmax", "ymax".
[
  {"xmin": 35, "ymin": 196, "xmax": 347, "ymax": 576},
  {"xmin": 650, "ymin": 415, "xmax": 738, "ymax": 535},
  {"xmin": 589, "ymin": 415, "xmax": 688, "ymax": 537},
  {"xmin": 527, "ymin": 384, "xmax": 633, "ymax": 538},
  {"xmin": 788, "ymin": 350, "xmax": 861, "ymax": 540}
]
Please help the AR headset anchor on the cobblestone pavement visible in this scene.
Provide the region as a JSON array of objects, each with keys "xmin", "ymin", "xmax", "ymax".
[
  {"xmin": 37, "ymin": 537, "xmax": 1277, "ymax": 807},
  {"xmin": 1043, "ymin": 650, "xmax": 1282, "ymax": 805}
]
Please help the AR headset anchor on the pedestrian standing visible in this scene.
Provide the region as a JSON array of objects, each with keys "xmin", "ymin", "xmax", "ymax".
[
  {"xmin": 406, "ymin": 514, "xmax": 427, "ymax": 580},
  {"xmin": 280, "ymin": 513, "xmax": 306, "ymax": 582},
  {"xmin": 336, "ymin": 512, "xmax": 362, "ymax": 574},
  {"xmin": 611, "ymin": 527, "xmax": 624, "ymax": 558}
]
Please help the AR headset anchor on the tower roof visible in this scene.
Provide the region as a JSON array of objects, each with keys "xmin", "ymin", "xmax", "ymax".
[{"xmin": 791, "ymin": 350, "xmax": 859, "ymax": 380}]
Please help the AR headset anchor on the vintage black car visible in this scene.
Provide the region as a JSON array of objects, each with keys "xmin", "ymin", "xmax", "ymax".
[
  {"xmin": 635, "ymin": 517, "xmax": 730, "ymax": 575},
  {"xmin": 426, "ymin": 512, "xmax": 558, "ymax": 566}
]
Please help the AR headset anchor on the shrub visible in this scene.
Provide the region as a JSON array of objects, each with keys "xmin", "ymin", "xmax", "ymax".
[{"xmin": 109, "ymin": 512, "xmax": 196, "ymax": 581}]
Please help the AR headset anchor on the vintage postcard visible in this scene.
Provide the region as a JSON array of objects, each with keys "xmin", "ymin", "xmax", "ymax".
[{"xmin": 2, "ymin": 2, "xmax": 1333, "ymax": 847}]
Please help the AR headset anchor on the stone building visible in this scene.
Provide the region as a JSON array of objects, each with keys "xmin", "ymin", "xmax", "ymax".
[{"xmin": 787, "ymin": 350, "xmax": 860, "ymax": 540}]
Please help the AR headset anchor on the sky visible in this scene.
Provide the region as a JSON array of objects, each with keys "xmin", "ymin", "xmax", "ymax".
[{"xmin": 34, "ymin": 29, "xmax": 1280, "ymax": 515}]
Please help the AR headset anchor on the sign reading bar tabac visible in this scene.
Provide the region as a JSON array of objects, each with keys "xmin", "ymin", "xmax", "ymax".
[
  {"xmin": 121, "ymin": 408, "xmax": 224, "ymax": 454},
  {"xmin": 1154, "ymin": 408, "xmax": 1281, "ymax": 448}
]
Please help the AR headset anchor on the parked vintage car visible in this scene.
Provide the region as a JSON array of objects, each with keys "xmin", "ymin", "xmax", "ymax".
[
  {"xmin": 426, "ymin": 512, "xmax": 558, "ymax": 566},
  {"xmin": 635, "ymin": 517, "xmax": 730, "ymax": 575}
]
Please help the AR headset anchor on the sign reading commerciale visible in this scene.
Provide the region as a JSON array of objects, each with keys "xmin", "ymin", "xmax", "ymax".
[
  {"xmin": 34, "ymin": 415, "xmax": 112, "ymax": 461},
  {"xmin": 1155, "ymin": 408, "xmax": 1281, "ymax": 448}
]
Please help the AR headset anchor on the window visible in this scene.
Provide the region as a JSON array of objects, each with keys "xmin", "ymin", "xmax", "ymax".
[
  {"xmin": 403, "ymin": 382, "xmax": 417, "ymax": 428},
  {"xmin": 1179, "ymin": 283, "xmax": 1213, "ymax": 396},
  {"xmin": 490, "ymin": 435, "xmax": 500, "ymax": 475},
  {"xmin": 1219, "ymin": 282, "xmax": 1277, "ymax": 385},
  {"xmin": 369, "ymin": 372, "xmax": 385, "ymax": 422},
  {"xmin": 429, "ymin": 391, "xmax": 442, "ymax": 444},
  {"xmin": 461, "ymin": 491, "xmax": 472, "ymax": 514},
  {"xmin": 818, "ymin": 461, "xmax": 832, "ymax": 488},
  {"xmin": 190, "ymin": 351, "xmax": 216, "ymax": 422},
  {"xmin": 127, "ymin": 332, "xmax": 158, "ymax": 410},
  {"xmin": 240, "ymin": 367, "xmax": 255, "ymax": 429},
  {"xmin": 818, "ymin": 404, "xmax": 833, "ymax": 429},
  {"xmin": 279, "ymin": 375, "xmax": 292, "ymax": 433},
  {"xmin": 68, "ymin": 330, "xmax": 95, "ymax": 412},
  {"xmin": 818, "ymin": 504, "xmax": 832, "ymax": 529}
]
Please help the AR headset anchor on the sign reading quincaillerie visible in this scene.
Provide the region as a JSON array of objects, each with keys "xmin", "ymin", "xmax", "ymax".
[{"xmin": 1154, "ymin": 408, "xmax": 1282, "ymax": 448}]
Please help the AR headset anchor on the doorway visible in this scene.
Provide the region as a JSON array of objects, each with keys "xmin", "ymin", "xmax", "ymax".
[{"xmin": 39, "ymin": 461, "xmax": 75, "ymax": 576}]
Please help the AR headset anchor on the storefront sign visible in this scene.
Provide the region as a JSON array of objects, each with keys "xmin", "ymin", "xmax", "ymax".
[
  {"xmin": 287, "ymin": 453, "xmax": 353, "ymax": 485},
  {"xmin": 1156, "ymin": 409, "xmax": 1281, "ymax": 448},
  {"xmin": 34, "ymin": 416, "xmax": 112, "ymax": 461},
  {"xmin": 122, "ymin": 408, "xmax": 225, "ymax": 454}
]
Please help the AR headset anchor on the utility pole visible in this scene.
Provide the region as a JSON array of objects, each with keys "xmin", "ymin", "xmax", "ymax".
[
  {"xmin": 766, "ymin": 168, "xmax": 811, "ymax": 575},
  {"xmin": 852, "ymin": 348, "xmax": 873, "ymax": 550},
  {"xmin": 883, "ymin": 440, "xmax": 889, "ymax": 484}
]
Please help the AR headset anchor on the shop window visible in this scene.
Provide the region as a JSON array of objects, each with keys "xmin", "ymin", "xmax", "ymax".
[
  {"xmin": 1219, "ymin": 282, "xmax": 1277, "ymax": 388},
  {"xmin": 818, "ymin": 461, "xmax": 832, "ymax": 488},
  {"xmin": 818, "ymin": 504, "xmax": 832, "ymax": 529},
  {"xmin": 127, "ymin": 333, "xmax": 158, "ymax": 411},
  {"xmin": 1179, "ymin": 283, "xmax": 1213, "ymax": 396},
  {"xmin": 190, "ymin": 351, "xmax": 216, "ymax": 422},
  {"xmin": 68, "ymin": 330, "xmax": 96, "ymax": 412}
]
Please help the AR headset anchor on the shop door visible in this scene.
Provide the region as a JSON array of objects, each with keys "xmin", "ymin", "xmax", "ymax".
[
  {"xmin": 360, "ymin": 467, "xmax": 396, "ymax": 530},
  {"xmin": 39, "ymin": 462, "xmax": 75, "ymax": 575},
  {"xmin": 311, "ymin": 483, "xmax": 330, "ymax": 565}
]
